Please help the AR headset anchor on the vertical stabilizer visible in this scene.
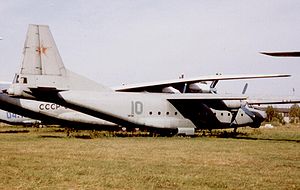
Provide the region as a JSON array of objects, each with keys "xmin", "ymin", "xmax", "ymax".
[
  {"xmin": 8, "ymin": 24, "xmax": 111, "ymax": 97},
  {"xmin": 21, "ymin": 24, "xmax": 66, "ymax": 76}
]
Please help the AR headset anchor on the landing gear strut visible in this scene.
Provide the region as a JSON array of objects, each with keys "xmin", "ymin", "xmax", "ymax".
[{"xmin": 233, "ymin": 127, "xmax": 237, "ymax": 134}]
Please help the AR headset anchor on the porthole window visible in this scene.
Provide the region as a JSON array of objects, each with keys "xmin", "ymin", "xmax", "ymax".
[
  {"xmin": 175, "ymin": 112, "xmax": 178, "ymax": 115},
  {"xmin": 149, "ymin": 111, "xmax": 152, "ymax": 115},
  {"xmin": 158, "ymin": 112, "xmax": 161, "ymax": 115},
  {"xmin": 166, "ymin": 112, "xmax": 169, "ymax": 115},
  {"xmin": 241, "ymin": 113, "xmax": 244, "ymax": 117},
  {"xmin": 228, "ymin": 113, "xmax": 230, "ymax": 116},
  {"xmin": 221, "ymin": 113, "xmax": 223, "ymax": 116}
]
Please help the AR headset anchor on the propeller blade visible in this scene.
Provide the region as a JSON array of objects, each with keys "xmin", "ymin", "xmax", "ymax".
[
  {"xmin": 210, "ymin": 80, "xmax": 219, "ymax": 88},
  {"xmin": 242, "ymin": 83, "xmax": 248, "ymax": 94},
  {"xmin": 182, "ymin": 83, "xmax": 187, "ymax": 93}
]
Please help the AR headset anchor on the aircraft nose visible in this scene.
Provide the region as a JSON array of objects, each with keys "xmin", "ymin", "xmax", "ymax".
[
  {"xmin": 260, "ymin": 111, "xmax": 267, "ymax": 120},
  {"xmin": 253, "ymin": 110, "xmax": 266, "ymax": 122},
  {"xmin": 248, "ymin": 110, "xmax": 266, "ymax": 128}
]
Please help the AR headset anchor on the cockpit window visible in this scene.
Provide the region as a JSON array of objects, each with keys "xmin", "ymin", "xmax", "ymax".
[
  {"xmin": 13, "ymin": 74, "xmax": 19, "ymax": 83},
  {"xmin": 21, "ymin": 77, "xmax": 27, "ymax": 84}
]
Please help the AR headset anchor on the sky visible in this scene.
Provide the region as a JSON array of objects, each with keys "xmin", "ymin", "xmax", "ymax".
[{"xmin": 0, "ymin": 0, "xmax": 299, "ymax": 97}]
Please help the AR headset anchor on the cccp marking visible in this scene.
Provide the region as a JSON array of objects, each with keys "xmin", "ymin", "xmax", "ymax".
[{"xmin": 39, "ymin": 103, "xmax": 66, "ymax": 110}]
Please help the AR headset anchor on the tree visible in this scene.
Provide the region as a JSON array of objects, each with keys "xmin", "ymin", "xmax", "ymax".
[
  {"xmin": 265, "ymin": 106, "xmax": 284, "ymax": 124},
  {"xmin": 289, "ymin": 104, "xmax": 300, "ymax": 123},
  {"xmin": 266, "ymin": 106, "xmax": 276, "ymax": 122}
]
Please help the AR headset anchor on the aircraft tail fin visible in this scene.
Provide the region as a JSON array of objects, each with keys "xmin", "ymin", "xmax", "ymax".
[
  {"xmin": 9, "ymin": 24, "xmax": 111, "ymax": 97},
  {"xmin": 21, "ymin": 24, "xmax": 67, "ymax": 76}
]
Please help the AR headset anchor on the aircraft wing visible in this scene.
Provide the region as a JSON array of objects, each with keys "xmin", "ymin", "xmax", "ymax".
[
  {"xmin": 260, "ymin": 51, "xmax": 300, "ymax": 57},
  {"xmin": 167, "ymin": 94, "xmax": 246, "ymax": 111},
  {"xmin": 114, "ymin": 74, "xmax": 290, "ymax": 93},
  {"xmin": 248, "ymin": 98, "xmax": 300, "ymax": 105},
  {"xmin": 165, "ymin": 94, "xmax": 247, "ymax": 128},
  {"xmin": 166, "ymin": 93, "xmax": 246, "ymax": 100}
]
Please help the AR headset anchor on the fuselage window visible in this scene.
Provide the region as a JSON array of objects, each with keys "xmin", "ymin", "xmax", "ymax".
[
  {"xmin": 221, "ymin": 113, "xmax": 223, "ymax": 116},
  {"xmin": 158, "ymin": 111, "xmax": 161, "ymax": 115},
  {"xmin": 175, "ymin": 112, "xmax": 178, "ymax": 115},
  {"xmin": 166, "ymin": 112, "xmax": 169, "ymax": 115},
  {"xmin": 228, "ymin": 113, "xmax": 230, "ymax": 116},
  {"xmin": 241, "ymin": 113, "xmax": 244, "ymax": 117},
  {"xmin": 149, "ymin": 111, "xmax": 152, "ymax": 115}
]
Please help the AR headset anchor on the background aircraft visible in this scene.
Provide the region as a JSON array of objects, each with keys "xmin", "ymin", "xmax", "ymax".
[
  {"xmin": 261, "ymin": 52, "xmax": 300, "ymax": 57},
  {"xmin": 0, "ymin": 109, "xmax": 40, "ymax": 126},
  {"xmin": 0, "ymin": 82, "xmax": 41, "ymax": 125}
]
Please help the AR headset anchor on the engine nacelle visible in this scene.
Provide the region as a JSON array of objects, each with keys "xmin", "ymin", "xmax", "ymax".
[
  {"xmin": 162, "ymin": 86, "xmax": 181, "ymax": 93},
  {"xmin": 189, "ymin": 82, "xmax": 211, "ymax": 93},
  {"xmin": 223, "ymin": 100, "xmax": 242, "ymax": 109}
]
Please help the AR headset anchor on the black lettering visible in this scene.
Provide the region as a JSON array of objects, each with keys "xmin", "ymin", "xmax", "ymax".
[
  {"xmin": 39, "ymin": 104, "xmax": 44, "ymax": 110},
  {"xmin": 45, "ymin": 104, "xmax": 50, "ymax": 110}
]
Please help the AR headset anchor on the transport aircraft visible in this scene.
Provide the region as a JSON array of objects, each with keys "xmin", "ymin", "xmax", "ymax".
[{"xmin": 3, "ymin": 25, "xmax": 294, "ymax": 135}]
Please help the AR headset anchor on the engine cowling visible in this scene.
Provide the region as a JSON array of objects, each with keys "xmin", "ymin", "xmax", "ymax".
[
  {"xmin": 189, "ymin": 82, "xmax": 211, "ymax": 93},
  {"xmin": 223, "ymin": 100, "xmax": 242, "ymax": 109},
  {"xmin": 162, "ymin": 86, "xmax": 181, "ymax": 93}
]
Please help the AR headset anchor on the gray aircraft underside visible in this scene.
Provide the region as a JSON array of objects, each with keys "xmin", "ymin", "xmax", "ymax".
[{"xmin": 2, "ymin": 24, "xmax": 296, "ymax": 135}]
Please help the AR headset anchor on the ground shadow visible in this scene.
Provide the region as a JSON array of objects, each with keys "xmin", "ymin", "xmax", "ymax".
[
  {"xmin": 0, "ymin": 130, "xmax": 30, "ymax": 133},
  {"xmin": 208, "ymin": 130, "xmax": 300, "ymax": 143},
  {"xmin": 39, "ymin": 135, "xmax": 64, "ymax": 138},
  {"xmin": 232, "ymin": 136, "xmax": 300, "ymax": 143}
]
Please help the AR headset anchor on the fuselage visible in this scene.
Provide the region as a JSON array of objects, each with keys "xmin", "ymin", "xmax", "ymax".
[{"xmin": 53, "ymin": 90, "xmax": 266, "ymax": 131}]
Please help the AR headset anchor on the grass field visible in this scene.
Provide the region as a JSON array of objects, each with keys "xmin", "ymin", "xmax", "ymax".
[{"xmin": 0, "ymin": 125, "xmax": 299, "ymax": 189}]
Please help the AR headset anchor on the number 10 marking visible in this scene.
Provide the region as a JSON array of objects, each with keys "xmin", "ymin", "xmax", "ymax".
[{"xmin": 131, "ymin": 101, "xmax": 143, "ymax": 115}]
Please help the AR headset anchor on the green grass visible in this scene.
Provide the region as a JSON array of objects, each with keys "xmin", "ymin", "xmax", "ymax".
[{"xmin": 0, "ymin": 125, "xmax": 299, "ymax": 189}]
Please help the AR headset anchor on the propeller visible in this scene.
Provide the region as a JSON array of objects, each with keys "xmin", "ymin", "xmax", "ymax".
[
  {"xmin": 242, "ymin": 83, "xmax": 248, "ymax": 95},
  {"xmin": 210, "ymin": 80, "xmax": 219, "ymax": 94},
  {"xmin": 230, "ymin": 83, "xmax": 253, "ymax": 126}
]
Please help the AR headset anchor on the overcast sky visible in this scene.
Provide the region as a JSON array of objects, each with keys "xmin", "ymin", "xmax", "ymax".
[{"xmin": 0, "ymin": 0, "xmax": 299, "ymax": 97}]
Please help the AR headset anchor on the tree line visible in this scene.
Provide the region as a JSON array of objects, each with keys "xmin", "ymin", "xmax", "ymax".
[{"xmin": 265, "ymin": 104, "xmax": 300, "ymax": 124}]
